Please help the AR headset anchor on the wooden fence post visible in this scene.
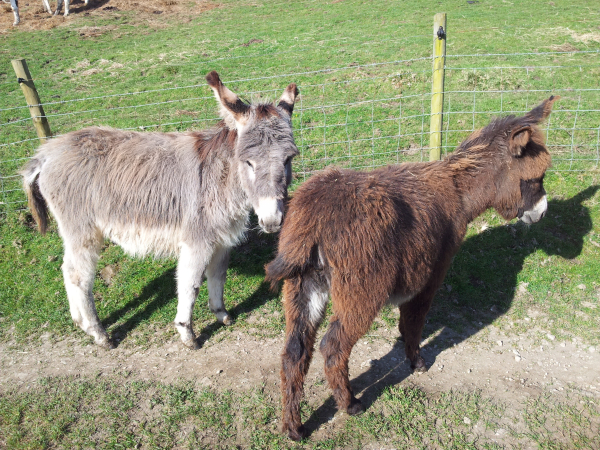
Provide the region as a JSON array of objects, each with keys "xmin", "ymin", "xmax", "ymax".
[
  {"xmin": 429, "ymin": 13, "xmax": 446, "ymax": 161},
  {"xmin": 11, "ymin": 59, "xmax": 52, "ymax": 144}
]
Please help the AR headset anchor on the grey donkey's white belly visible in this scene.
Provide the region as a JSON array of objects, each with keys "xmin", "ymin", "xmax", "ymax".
[
  {"xmin": 98, "ymin": 211, "xmax": 249, "ymax": 259},
  {"xmin": 100, "ymin": 222, "xmax": 184, "ymax": 259}
]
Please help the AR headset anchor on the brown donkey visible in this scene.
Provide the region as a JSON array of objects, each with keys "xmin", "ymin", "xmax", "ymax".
[{"xmin": 266, "ymin": 97, "xmax": 558, "ymax": 440}]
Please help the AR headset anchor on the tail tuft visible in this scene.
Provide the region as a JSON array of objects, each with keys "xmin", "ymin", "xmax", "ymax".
[
  {"xmin": 20, "ymin": 158, "xmax": 48, "ymax": 234},
  {"xmin": 265, "ymin": 254, "xmax": 302, "ymax": 292}
]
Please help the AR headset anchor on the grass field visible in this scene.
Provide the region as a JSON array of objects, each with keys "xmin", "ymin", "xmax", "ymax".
[{"xmin": 1, "ymin": 0, "xmax": 600, "ymax": 448}]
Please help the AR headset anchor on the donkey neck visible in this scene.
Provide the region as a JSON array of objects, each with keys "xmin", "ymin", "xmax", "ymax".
[
  {"xmin": 195, "ymin": 126, "xmax": 252, "ymax": 227},
  {"xmin": 441, "ymin": 153, "xmax": 499, "ymax": 225},
  {"xmin": 204, "ymin": 128, "xmax": 251, "ymax": 209}
]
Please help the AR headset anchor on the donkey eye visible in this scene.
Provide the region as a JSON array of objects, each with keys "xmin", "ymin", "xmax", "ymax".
[{"xmin": 246, "ymin": 161, "xmax": 254, "ymax": 170}]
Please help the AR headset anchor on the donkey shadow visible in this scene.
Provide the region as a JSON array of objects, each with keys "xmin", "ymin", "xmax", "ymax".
[
  {"xmin": 103, "ymin": 216, "xmax": 280, "ymax": 346},
  {"xmin": 303, "ymin": 185, "xmax": 598, "ymax": 435},
  {"xmin": 67, "ymin": 0, "xmax": 112, "ymax": 14}
]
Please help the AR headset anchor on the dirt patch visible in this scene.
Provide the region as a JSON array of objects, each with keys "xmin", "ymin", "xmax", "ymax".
[
  {"xmin": 1, "ymin": 0, "xmax": 222, "ymax": 33},
  {"xmin": 1, "ymin": 324, "xmax": 599, "ymax": 442}
]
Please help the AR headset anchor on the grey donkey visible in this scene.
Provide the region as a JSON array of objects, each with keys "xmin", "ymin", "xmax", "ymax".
[{"xmin": 21, "ymin": 71, "xmax": 299, "ymax": 349}]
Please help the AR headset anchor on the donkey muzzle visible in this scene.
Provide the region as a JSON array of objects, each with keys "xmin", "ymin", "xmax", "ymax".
[
  {"xmin": 520, "ymin": 195, "xmax": 548, "ymax": 225},
  {"xmin": 255, "ymin": 197, "xmax": 284, "ymax": 233}
]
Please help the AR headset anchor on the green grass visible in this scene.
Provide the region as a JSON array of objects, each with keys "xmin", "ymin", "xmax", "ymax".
[
  {"xmin": 1, "ymin": 376, "xmax": 598, "ymax": 449},
  {"xmin": 1, "ymin": 0, "xmax": 600, "ymax": 448},
  {"xmin": 2, "ymin": 0, "xmax": 599, "ymax": 208}
]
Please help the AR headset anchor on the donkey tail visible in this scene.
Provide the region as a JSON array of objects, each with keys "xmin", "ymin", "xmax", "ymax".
[
  {"xmin": 20, "ymin": 158, "xmax": 48, "ymax": 234},
  {"xmin": 265, "ymin": 241, "xmax": 319, "ymax": 292},
  {"xmin": 265, "ymin": 254, "xmax": 299, "ymax": 291}
]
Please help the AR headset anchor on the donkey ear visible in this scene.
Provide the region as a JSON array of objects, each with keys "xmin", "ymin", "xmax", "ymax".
[
  {"xmin": 277, "ymin": 83, "xmax": 299, "ymax": 117},
  {"xmin": 206, "ymin": 71, "xmax": 250, "ymax": 130},
  {"xmin": 525, "ymin": 95, "xmax": 560, "ymax": 123},
  {"xmin": 509, "ymin": 125, "xmax": 532, "ymax": 157}
]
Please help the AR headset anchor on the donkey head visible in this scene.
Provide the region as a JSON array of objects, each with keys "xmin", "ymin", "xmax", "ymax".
[
  {"xmin": 206, "ymin": 71, "xmax": 299, "ymax": 233},
  {"xmin": 484, "ymin": 96, "xmax": 558, "ymax": 224}
]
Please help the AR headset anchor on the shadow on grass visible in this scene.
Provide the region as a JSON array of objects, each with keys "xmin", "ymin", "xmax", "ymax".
[
  {"xmin": 70, "ymin": 0, "xmax": 112, "ymax": 14},
  {"xmin": 302, "ymin": 185, "xmax": 598, "ymax": 436},
  {"xmin": 102, "ymin": 267, "xmax": 177, "ymax": 342},
  {"xmin": 102, "ymin": 220, "xmax": 280, "ymax": 346}
]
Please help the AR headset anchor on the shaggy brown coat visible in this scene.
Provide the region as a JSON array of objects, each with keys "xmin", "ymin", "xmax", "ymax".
[{"xmin": 266, "ymin": 97, "xmax": 557, "ymax": 441}]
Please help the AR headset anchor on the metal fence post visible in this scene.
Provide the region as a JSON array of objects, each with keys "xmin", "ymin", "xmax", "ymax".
[
  {"xmin": 429, "ymin": 13, "xmax": 446, "ymax": 161},
  {"xmin": 11, "ymin": 59, "xmax": 52, "ymax": 144}
]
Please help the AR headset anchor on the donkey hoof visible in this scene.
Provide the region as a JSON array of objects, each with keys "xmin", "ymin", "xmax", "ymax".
[
  {"xmin": 287, "ymin": 424, "xmax": 308, "ymax": 441},
  {"xmin": 215, "ymin": 311, "xmax": 232, "ymax": 326},
  {"xmin": 96, "ymin": 337, "xmax": 115, "ymax": 350},
  {"xmin": 183, "ymin": 338, "xmax": 200, "ymax": 350},
  {"xmin": 347, "ymin": 400, "xmax": 365, "ymax": 416},
  {"xmin": 221, "ymin": 315, "xmax": 232, "ymax": 326},
  {"xmin": 411, "ymin": 357, "xmax": 428, "ymax": 373}
]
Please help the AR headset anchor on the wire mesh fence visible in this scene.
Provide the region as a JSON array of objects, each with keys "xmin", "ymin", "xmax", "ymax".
[{"xmin": 1, "ymin": 46, "xmax": 599, "ymax": 216}]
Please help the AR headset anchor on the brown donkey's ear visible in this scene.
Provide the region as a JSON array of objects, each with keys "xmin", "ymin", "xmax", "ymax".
[
  {"xmin": 525, "ymin": 95, "xmax": 560, "ymax": 123},
  {"xmin": 509, "ymin": 125, "xmax": 532, "ymax": 157},
  {"xmin": 278, "ymin": 83, "xmax": 299, "ymax": 117},
  {"xmin": 206, "ymin": 71, "xmax": 251, "ymax": 130}
]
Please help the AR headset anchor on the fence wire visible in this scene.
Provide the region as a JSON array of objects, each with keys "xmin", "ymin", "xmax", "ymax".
[{"xmin": 1, "ymin": 50, "xmax": 599, "ymax": 215}]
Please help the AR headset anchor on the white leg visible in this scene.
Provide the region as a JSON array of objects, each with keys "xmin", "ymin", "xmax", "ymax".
[
  {"xmin": 206, "ymin": 246, "xmax": 232, "ymax": 325},
  {"xmin": 63, "ymin": 0, "xmax": 69, "ymax": 16},
  {"xmin": 174, "ymin": 243, "xmax": 211, "ymax": 348},
  {"xmin": 10, "ymin": 0, "xmax": 19, "ymax": 25},
  {"xmin": 84, "ymin": 0, "xmax": 89, "ymax": 5},
  {"xmin": 62, "ymin": 240, "xmax": 112, "ymax": 348},
  {"xmin": 41, "ymin": 0, "xmax": 51, "ymax": 14}
]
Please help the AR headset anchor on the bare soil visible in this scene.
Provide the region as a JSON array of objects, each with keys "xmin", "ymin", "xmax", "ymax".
[
  {"xmin": 1, "ymin": 0, "xmax": 221, "ymax": 33},
  {"xmin": 1, "ymin": 323, "xmax": 599, "ymax": 442}
]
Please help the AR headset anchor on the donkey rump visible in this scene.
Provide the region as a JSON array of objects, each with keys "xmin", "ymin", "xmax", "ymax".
[
  {"xmin": 21, "ymin": 71, "xmax": 299, "ymax": 349},
  {"xmin": 266, "ymin": 97, "xmax": 558, "ymax": 440}
]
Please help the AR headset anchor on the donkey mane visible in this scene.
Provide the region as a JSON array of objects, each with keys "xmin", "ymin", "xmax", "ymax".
[{"xmin": 190, "ymin": 122, "xmax": 238, "ymax": 162}]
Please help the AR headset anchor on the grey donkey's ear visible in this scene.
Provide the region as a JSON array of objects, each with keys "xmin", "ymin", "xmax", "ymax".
[
  {"xmin": 206, "ymin": 71, "xmax": 251, "ymax": 130},
  {"xmin": 277, "ymin": 83, "xmax": 299, "ymax": 117}
]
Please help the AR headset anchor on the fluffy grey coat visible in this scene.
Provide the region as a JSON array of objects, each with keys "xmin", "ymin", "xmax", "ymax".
[{"xmin": 21, "ymin": 71, "xmax": 299, "ymax": 348}]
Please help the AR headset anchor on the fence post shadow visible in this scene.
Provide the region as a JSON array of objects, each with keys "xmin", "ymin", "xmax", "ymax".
[{"xmin": 302, "ymin": 185, "xmax": 598, "ymax": 436}]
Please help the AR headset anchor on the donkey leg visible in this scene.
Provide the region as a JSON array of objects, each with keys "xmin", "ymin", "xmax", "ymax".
[
  {"xmin": 9, "ymin": 0, "xmax": 19, "ymax": 25},
  {"xmin": 205, "ymin": 246, "xmax": 232, "ymax": 326},
  {"xmin": 62, "ymin": 240, "xmax": 112, "ymax": 348},
  {"xmin": 281, "ymin": 271, "xmax": 328, "ymax": 441},
  {"xmin": 53, "ymin": 0, "xmax": 65, "ymax": 15},
  {"xmin": 63, "ymin": 0, "xmax": 70, "ymax": 16},
  {"xmin": 399, "ymin": 290, "xmax": 436, "ymax": 373},
  {"xmin": 320, "ymin": 298, "xmax": 379, "ymax": 415},
  {"xmin": 41, "ymin": 0, "xmax": 51, "ymax": 14},
  {"xmin": 174, "ymin": 243, "xmax": 209, "ymax": 349}
]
